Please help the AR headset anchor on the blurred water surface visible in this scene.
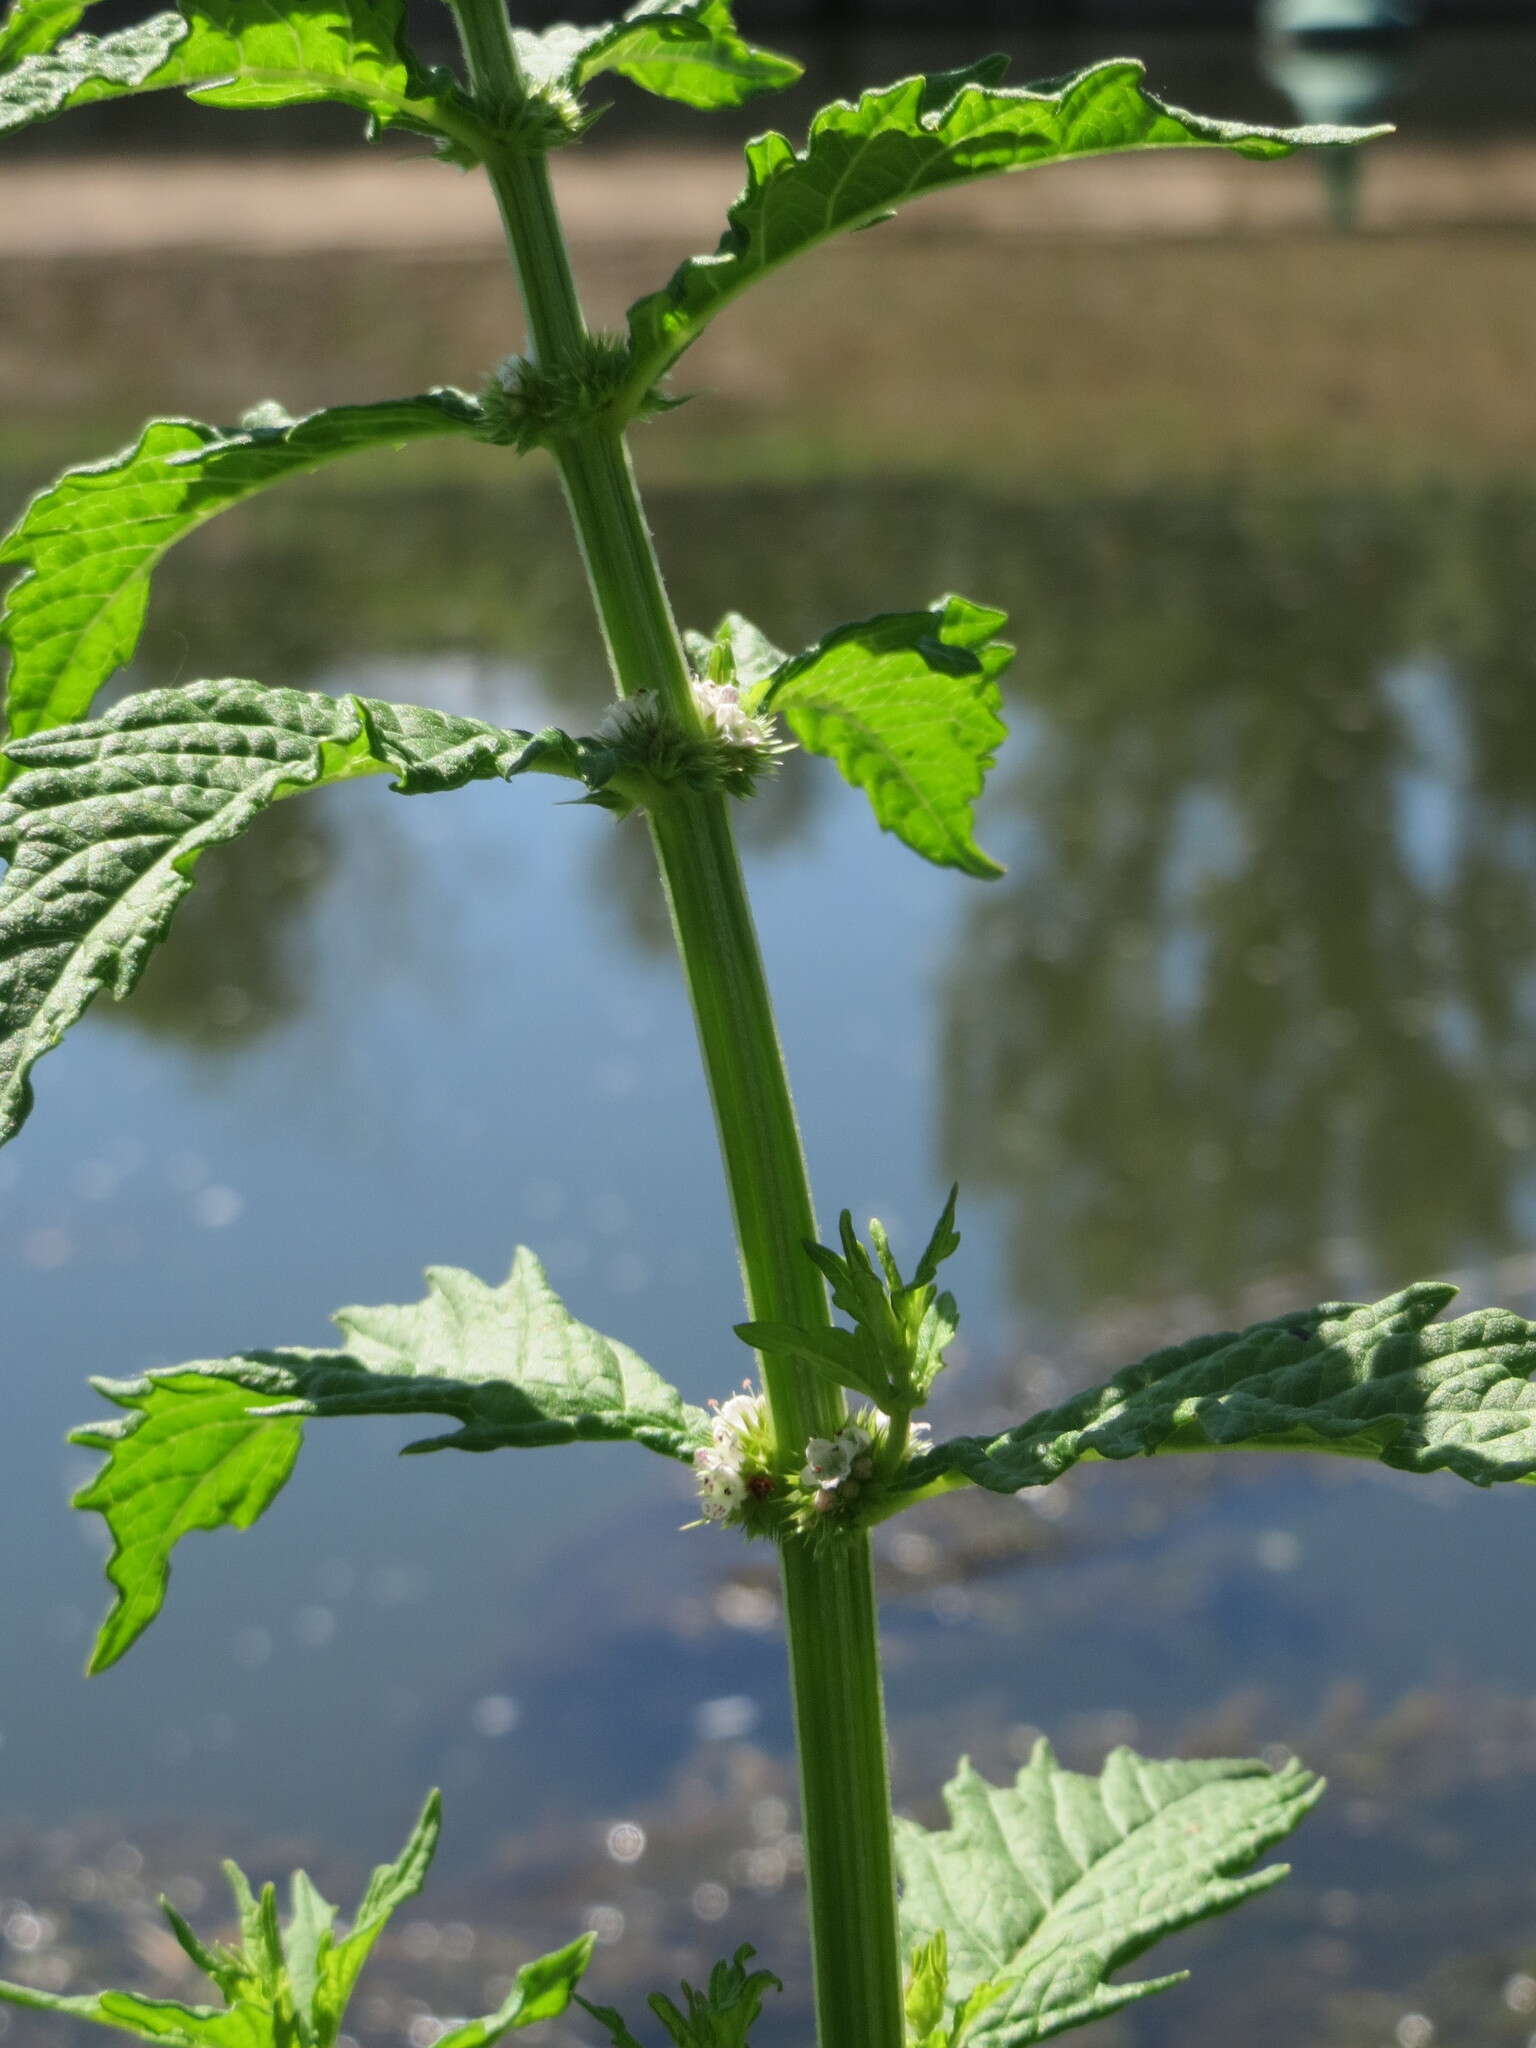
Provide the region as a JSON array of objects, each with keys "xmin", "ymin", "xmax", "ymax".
[{"xmin": 3, "ymin": 19, "xmax": 1536, "ymax": 2048}]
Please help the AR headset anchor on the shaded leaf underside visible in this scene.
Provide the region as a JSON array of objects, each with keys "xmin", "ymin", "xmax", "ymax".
[
  {"xmin": 0, "ymin": 391, "xmax": 484, "ymax": 749},
  {"xmin": 73, "ymin": 1250, "xmax": 704, "ymax": 1669},
  {"xmin": 623, "ymin": 54, "xmax": 1387, "ymax": 398},
  {"xmin": 895, "ymin": 1743, "xmax": 1321, "ymax": 2045},
  {"xmin": 0, "ymin": 679, "xmax": 583, "ymax": 1148},
  {"xmin": 910, "ymin": 1285, "xmax": 1536, "ymax": 1495}
]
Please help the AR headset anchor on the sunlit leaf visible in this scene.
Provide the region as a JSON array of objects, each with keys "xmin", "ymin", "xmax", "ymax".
[
  {"xmin": 623, "ymin": 55, "xmax": 1389, "ymax": 398},
  {"xmin": 909, "ymin": 1284, "xmax": 1536, "ymax": 1495},
  {"xmin": 0, "ymin": 0, "xmax": 472, "ymax": 138},
  {"xmin": 435, "ymin": 1936, "xmax": 596, "ymax": 2046},
  {"xmin": 896, "ymin": 1743, "xmax": 1321, "ymax": 2045},
  {"xmin": 516, "ymin": 0, "xmax": 799, "ymax": 110},
  {"xmin": 0, "ymin": 680, "xmax": 582, "ymax": 1148},
  {"xmin": 757, "ymin": 594, "xmax": 1012, "ymax": 877},
  {"xmin": 0, "ymin": 393, "xmax": 483, "ymax": 748},
  {"xmin": 0, "ymin": 0, "xmax": 92, "ymax": 65},
  {"xmin": 315, "ymin": 1792, "xmax": 440, "ymax": 2034},
  {"xmin": 71, "ymin": 1373, "xmax": 305, "ymax": 1676},
  {"xmin": 73, "ymin": 1252, "xmax": 705, "ymax": 1668}
]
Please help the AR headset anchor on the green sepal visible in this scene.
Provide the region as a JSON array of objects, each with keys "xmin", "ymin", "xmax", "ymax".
[
  {"xmin": 895, "ymin": 1743, "xmax": 1321, "ymax": 2045},
  {"xmin": 0, "ymin": 680, "xmax": 587, "ymax": 1150},
  {"xmin": 0, "ymin": 392, "xmax": 483, "ymax": 748},
  {"xmin": 755, "ymin": 595, "xmax": 1012, "ymax": 878},
  {"xmin": 72, "ymin": 1250, "xmax": 706, "ymax": 1670},
  {"xmin": 0, "ymin": 0, "xmax": 474, "ymax": 141},
  {"xmin": 906, "ymin": 1284, "xmax": 1536, "ymax": 1497},
  {"xmin": 578, "ymin": 1945, "xmax": 780, "ymax": 2048},
  {"xmin": 623, "ymin": 54, "xmax": 1391, "ymax": 398},
  {"xmin": 737, "ymin": 1188, "xmax": 961, "ymax": 1413},
  {"xmin": 515, "ymin": 0, "xmax": 799, "ymax": 112}
]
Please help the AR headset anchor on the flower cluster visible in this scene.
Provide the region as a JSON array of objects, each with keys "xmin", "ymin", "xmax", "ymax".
[
  {"xmin": 590, "ymin": 682, "xmax": 787, "ymax": 807},
  {"xmin": 693, "ymin": 1382, "xmax": 777, "ymax": 1530},
  {"xmin": 801, "ymin": 1421, "xmax": 875, "ymax": 1515},
  {"xmin": 797, "ymin": 1408, "xmax": 931, "ymax": 1533},
  {"xmin": 690, "ymin": 679, "xmax": 786, "ymax": 760}
]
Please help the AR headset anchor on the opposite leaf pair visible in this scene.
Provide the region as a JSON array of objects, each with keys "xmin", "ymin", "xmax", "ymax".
[{"xmin": 68, "ymin": 1231, "xmax": 1536, "ymax": 1682}]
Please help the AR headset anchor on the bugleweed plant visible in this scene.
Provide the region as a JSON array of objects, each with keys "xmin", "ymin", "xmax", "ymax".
[{"xmin": 3, "ymin": 5, "xmax": 1531, "ymax": 2045}]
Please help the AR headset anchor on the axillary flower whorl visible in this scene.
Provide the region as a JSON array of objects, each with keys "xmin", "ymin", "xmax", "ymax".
[
  {"xmin": 594, "ymin": 676, "xmax": 790, "ymax": 805},
  {"xmin": 692, "ymin": 1382, "xmax": 780, "ymax": 1534}
]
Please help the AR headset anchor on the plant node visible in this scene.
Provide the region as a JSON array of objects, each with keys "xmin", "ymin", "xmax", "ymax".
[
  {"xmin": 593, "ymin": 679, "xmax": 790, "ymax": 806},
  {"xmin": 790, "ymin": 1408, "xmax": 931, "ymax": 1545},
  {"xmin": 479, "ymin": 334, "xmax": 678, "ymax": 450}
]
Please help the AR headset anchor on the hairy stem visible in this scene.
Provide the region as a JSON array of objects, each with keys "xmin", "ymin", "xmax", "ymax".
[{"xmin": 446, "ymin": 3, "xmax": 907, "ymax": 2040}]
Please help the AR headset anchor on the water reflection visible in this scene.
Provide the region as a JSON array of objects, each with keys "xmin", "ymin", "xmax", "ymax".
[
  {"xmin": 941, "ymin": 485, "xmax": 1536, "ymax": 1316},
  {"xmin": 104, "ymin": 802, "xmax": 333, "ymax": 1049},
  {"xmin": 97, "ymin": 475, "xmax": 1536, "ymax": 1327}
]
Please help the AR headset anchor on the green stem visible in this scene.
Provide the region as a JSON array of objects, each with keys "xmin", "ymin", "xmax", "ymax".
[{"xmin": 447, "ymin": 4, "xmax": 907, "ymax": 2041}]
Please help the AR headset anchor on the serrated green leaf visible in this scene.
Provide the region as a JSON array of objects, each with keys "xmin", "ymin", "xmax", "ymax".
[
  {"xmin": 623, "ymin": 55, "xmax": 1389, "ymax": 399},
  {"xmin": 0, "ymin": 0, "xmax": 472, "ymax": 140},
  {"xmin": 909, "ymin": 1283, "xmax": 1536, "ymax": 1496},
  {"xmin": 0, "ymin": 679, "xmax": 583, "ymax": 1149},
  {"xmin": 0, "ymin": 0, "xmax": 91, "ymax": 66},
  {"xmin": 72, "ymin": 1254, "xmax": 703, "ymax": 1668},
  {"xmin": 315, "ymin": 1792, "xmax": 440, "ymax": 2037},
  {"xmin": 0, "ymin": 394, "xmax": 483, "ymax": 748},
  {"xmin": 757, "ymin": 595, "xmax": 1012, "ymax": 878},
  {"xmin": 896, "ymin": 1743, "xmax": 1321, "ymax": 2046},
  {"xmin": 515, "ymin": 0, "xmax": 798, "ymax": 111},
  {"xmin": 70, "ymin": 1373, "xmax": 304, "ymax": 1676},
  {"xmin": 0, "ymin": 1978, "xmax": 272, "ymax": 2046},
  {"xmin": 434, "ymin": 1934, "xmax": 596, "ymax": 2047}
]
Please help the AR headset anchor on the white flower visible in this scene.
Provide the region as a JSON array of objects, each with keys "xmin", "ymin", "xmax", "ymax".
[
  {"xmin": 712, "ymin": 1389, "xmax": 761, "ymax": 1450},
  {"xmin": 691, "ymin": 679, "xmax": 780, "ymax": 753},
  {"xmin": 695, "ymin": 1382, "xmax": 770, "ymax": 1525},
  {"xmin": 801, "ymin": 1435, "xmax": 853, "ymax": 1488}
]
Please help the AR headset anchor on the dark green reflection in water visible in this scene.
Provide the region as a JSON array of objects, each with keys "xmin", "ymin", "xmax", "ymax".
[{"xmin": 942, "ymin": 485, "xmax": 1536, "ymax": 1312}]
